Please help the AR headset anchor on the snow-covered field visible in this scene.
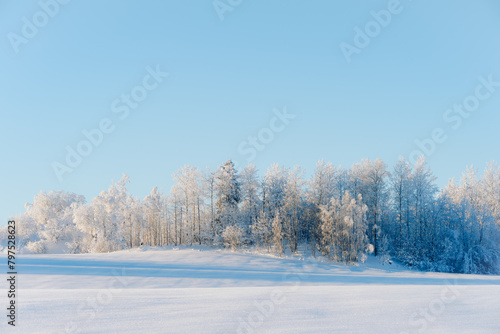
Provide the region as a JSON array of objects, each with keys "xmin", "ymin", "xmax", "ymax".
[{"xmin": 2, "ymin": 247, "xmax": 499, "ymax": 333}]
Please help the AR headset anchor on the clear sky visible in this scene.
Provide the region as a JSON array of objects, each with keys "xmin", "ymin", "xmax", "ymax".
[{"xmin": 1, "ymin": 0, "xmax": 500, "ymax": 223}]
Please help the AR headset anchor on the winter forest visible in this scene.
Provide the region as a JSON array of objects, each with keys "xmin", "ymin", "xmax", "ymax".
[{"xmin": 6, "ymin": 157, "xmax": 500, "ymax": 275}]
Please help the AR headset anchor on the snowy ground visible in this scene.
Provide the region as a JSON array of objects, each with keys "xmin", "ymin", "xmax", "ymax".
[{"xmin": 1, "ymin": 247, "xmax": 499, "ymax": 333}]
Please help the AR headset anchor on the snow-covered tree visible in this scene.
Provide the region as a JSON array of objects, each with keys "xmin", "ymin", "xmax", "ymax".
[
  {"xmin": 251, "ymin": 211, "xmax": 271, "ymax": 251},
  {"xmin": 172, "ymin": 166, "xmax": 205, "ymax": 245},
  {"xmin": 349, "ymin": 159, "xmax": 389, "ymax": 256},
  {"xmin": 143, "ymin": 186, "xmax": 167, "ymax": 246},
  {"xmin": 283, "ymin": 166, "xmax": 306, "ymax": 253},
  {"xmin": 21, "ymin": 190, "xmax": 85, "ymax": 253},
  {"xmin": 213, "ymin": 160, "xmax": 241, "ymax": 244},
  {"xmin": 87, "ymin": 174, "xmax": 131, "ymax": 253},
  {"xmin": 239, "ymin": 164, "xmax": 261, "ymax": 244},
  {"xmin": 390, "ymin": 157, "xmax": 413, "ymax": 252},
  {"xmin": 320, "ymin": 191, "xmax": 368, "ymax": 263},
  {"xmin": 262, "ymin": 164, "xmax": 288, "ymax": 219},
  {"xmin": 223, "ymin": 225, "xmax": 244, "ymax": 251},
  {"xmin": 271, "ymin": 212, "xmax": 284, "ymax": 256}
]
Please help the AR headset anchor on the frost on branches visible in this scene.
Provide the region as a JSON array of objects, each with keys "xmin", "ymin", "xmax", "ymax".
[{"xmin": 5, "ymin": 158, "xmax": 500, "ymax": 275}]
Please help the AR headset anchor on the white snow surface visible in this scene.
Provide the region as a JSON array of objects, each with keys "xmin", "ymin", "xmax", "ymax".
[{"xmin": 1, "ymin": 246, "xmax": 499, "ymax": 333}]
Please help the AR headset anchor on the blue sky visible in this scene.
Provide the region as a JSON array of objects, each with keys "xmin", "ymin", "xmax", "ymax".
[{"xmin": 1, "ymin": 0, "xmax": 500, "ymax": 222}]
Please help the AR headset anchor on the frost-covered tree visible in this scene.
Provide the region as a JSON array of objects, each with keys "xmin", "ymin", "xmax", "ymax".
[
  {"xmin": 170, "ymin": 184, "xmax": 184, "ymax": 246},
  {"xmin": 123, "ymin": 196, "xmax": 143, "ymax": 249},
  {"xmin": 213, "ymin": 160, "xmax": 241, "ymax": 244},
  {"xmin": 173, "ymin": 166, "xmax": 205, "ymax": 245},
  {"xmin": 251, "ymin": 211, "xmax": 271, "ymax": 251},
  {"xmin": 223, "ymin": 225, "xmax": 244, "ymax": 251},
  {"xmin": 239, "ymin": 164, "xmax": 261, "ymax": 244},
  {"xmin": 440, "ymin": 166, "xmax": 500, "ymax": 274},
  {"xmin": 390, "ymin": 157, "xmax": 413, "ymax": 252},
  {"xmin": 483, "ymin": 163, "xmax": 500, "ymax": 228},
  {"xmin": 309, "ymin": 160, "xmax": 339, "ymax": 206},
  {"xmin": 87, "ymin": 174, "xmax": 131, "ymax": 253},
  {"xmin": 320, "ymin": 191, "xmax": 368, "ymax": 263},
  {"xmin": 306, "ymin": 161, "xmax": 345, "ymax": 256},
  {"xmin": 262, "ymin": 164, "xmax": 288, "ymax": 219},
  {"xmin": 143, "ymin": 186, "xmax": 166, "ymax": 246},
  {"xmin": 73, "ymin": 202, "xmax": 97, "ymax": 252},
  {"xmin": 283, "ymin": 166, "xmax": 306, "ymax": 253},
  {"xmin": 21, "ymin": 190, "xmax": 85, "ymax": 253},
  {"xmin": 411, "ymin": 157, "xmax": 438, "ymax": 261},
  {"xmin": 349, "ymin": 159, "xmax": 389, "ymax": 256},
  {"xmin": 271, "ymin": 212, "xmax": 284, "ymax": 256},
  {"xmin": 205, "ymin": 168, "xmax": 217, "ymax": 243}
]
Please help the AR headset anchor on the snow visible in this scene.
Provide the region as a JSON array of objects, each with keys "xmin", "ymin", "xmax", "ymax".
[{"xmin": 2, "ymin": 247, "xmax": 499, "ymax": 333}]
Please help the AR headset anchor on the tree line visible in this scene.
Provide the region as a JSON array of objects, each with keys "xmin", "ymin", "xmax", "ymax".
[{"xmin": 6, "ymin": 157, "xmax": 500, "ymax": 275}]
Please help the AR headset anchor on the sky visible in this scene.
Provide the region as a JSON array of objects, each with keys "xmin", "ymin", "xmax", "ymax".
[{"xmin": 1, "ymin": 0, "xmax": 500, "ymax": 223}]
